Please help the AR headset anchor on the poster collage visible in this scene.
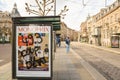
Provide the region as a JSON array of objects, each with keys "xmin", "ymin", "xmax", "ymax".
[{"xmin": 17, "ymin": 31, "xmax": 50, "ymax": 71}]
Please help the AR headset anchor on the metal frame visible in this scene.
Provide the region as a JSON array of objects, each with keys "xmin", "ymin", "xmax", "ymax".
[
  {"xmin": 111, "ymin": 35, "xmax": 119, "ymax": 48},
  {"xmin": 12, "ymin": 17, "xmax": 53, "ymax": 80}
]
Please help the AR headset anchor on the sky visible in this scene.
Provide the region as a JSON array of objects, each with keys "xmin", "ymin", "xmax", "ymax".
[{"xmin": 0, "ymin": 0, "xmax": 115, "ymax": 31}]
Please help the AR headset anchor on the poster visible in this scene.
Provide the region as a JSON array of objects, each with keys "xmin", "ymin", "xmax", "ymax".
[
  {"xmin": 16, "ymin": 25, "xmax": 51, "ymax": 77},
  {"xmin": 111, "ymin": 36, "xmax": 119, "ymax": 48}
]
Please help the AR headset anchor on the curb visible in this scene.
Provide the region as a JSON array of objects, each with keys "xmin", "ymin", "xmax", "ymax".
[
  {"xmin": 70, "ymin": 48, "xmax": 107, "ymax": 80},
  {"xmin": 0, "ymin": 62, "xmax": 11, "ymax": 70},
  {"xmin": 79, "ymin": 43, "xmax": 120, "ymax": 55}
]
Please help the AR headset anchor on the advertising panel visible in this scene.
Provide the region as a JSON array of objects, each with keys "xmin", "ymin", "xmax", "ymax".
[
  {"xmin": 12, "ymin": 16, "xmax": 60, "ymax": 80},
  {"xmin": 15, "ymin": 25, "xmax": 52, "ymax": 78},
  {"xmin": 111, "ymin": 35, "xmax": 119, "ymax": 48}
]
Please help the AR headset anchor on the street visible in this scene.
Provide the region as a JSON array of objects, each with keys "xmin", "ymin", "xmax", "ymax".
[
  {"xmin": 1, "ymin": 0, "xmax": 120, "ymax": 80},
  {"xmin": 0, "ymin": 42, "xmax": 120, "ymax": 80},
  {"xmin": 0, "ymin": 44, "xmax": 12, "ymax": 66},
  {"xmin": 71, "ymin": 42, "xmax": 120, "ymax": 80}
]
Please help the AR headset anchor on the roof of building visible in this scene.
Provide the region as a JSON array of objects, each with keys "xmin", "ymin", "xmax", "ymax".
[{"xmin": 11, "ymin": 3, "xmax": 21, "ymax": 17}]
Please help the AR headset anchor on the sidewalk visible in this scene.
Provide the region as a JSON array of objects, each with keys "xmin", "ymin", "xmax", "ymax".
[
  {"xmin": 53, "ymin": 45, "xmax": 95, "ymax": 80},
  {"xmin": 0, "ymin": 43, "xmax": 97, "ymax": 80},
  {"xmin": 72, "ymin": 42, "xmax": 120, "ymax": 55},
  {"xmin": 0, "ymin": 62, "xmax": 12, "ymax": 80},
  {"xmin": 1, "ymin": 42, "xmax": 120, "ymax": 80},
  {"xmin": 71, "ymin": 42, "xmax": 120, "ymax": 80}
]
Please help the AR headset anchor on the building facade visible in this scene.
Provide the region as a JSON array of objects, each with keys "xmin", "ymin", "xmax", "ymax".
[
  {"xmin": 0, "ymin": 3, "xmax": 20, "ymax": 43},
  {"xmin": 0, "ymin": 11, "xmax": 12, "ymax": 43},
  {"xmin": 56, "ymin": 22, "xmax": 78, "ymax": 41},
  {"xmin": 79, "ymin": 21, "xmax": 88, "ymax": 42},
  {"xmin": 86, "ymin": 16, "xmax": 95, "ymax": 44},
  {"xmin": 80, "ymin": 0, "xmax": 120, "ymax": 48}
]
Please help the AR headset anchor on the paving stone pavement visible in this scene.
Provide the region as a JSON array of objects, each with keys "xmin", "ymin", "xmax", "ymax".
[
  {"xmin": 52, "ymin": 46, "xmax": 94, "ymax": 80},
  {"xmin": 0, "ymin": 62, "xmax": 12, "ymax": 80},
  {"xmin": 0, "ymin": 44, "xmax": 95, "ymax": 80},
  {"xmin": 71, "ymin": 42, "xmax": 120, "ymax": 80}
]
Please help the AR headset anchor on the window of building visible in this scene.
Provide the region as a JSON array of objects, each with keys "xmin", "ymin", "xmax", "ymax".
[
  {"xmin": 113, "ymin": 3, "xmax": 115, "ymax": 7},
  {"xmin": 109, "ymin": 7, "xmax": 111, "ymax": 10},
  {"xmin": 101, "ymin": 13, "xmax": 103, "ymax": 17},
  {"xmin": 110, "ymin": 28, "xmax": 112, "ymax": 35},
  {"xmin": 107, "ymin": 8, "xmax": 109, "ymax": 12},
  {"xmin": 115, "ymin": 13, "xmax": 118, "ymax": 22},
  {"xmin": 110, "ymin": 16, "xmax": 113, "ymax": 23},
  {"xmin": 105, "ymin": 9, "xmax": 107, "ymax": 12},
  {"xmin": 107, "ymin": 18, "xmax": 109, "ymax": 24},
  {"xmin": 96, "ymin": 17, "xmax": 98, "ymax": 21},
  {"xmin": 115, "ymin": 26, "xmax": 118, "ymax": 32}
]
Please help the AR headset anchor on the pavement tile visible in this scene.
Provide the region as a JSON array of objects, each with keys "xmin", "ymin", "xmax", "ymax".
[
  {"xmin": 1, "ymin": 43, "xmax": 95, "ymax": 80},
  {"xmin": 2, "ymin": 42, "xmax": 119, "ymax": 80}
]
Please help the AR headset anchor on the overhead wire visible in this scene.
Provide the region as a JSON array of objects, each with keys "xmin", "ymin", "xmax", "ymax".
[{"xmin": 64, "ymin": 0, "xmax": 109, "ymax": 18}]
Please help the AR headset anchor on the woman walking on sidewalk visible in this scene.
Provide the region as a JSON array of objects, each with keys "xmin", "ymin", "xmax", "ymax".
[{"xmin": 65, "ymin": 37, "xmax": 70, "ymax": 53}]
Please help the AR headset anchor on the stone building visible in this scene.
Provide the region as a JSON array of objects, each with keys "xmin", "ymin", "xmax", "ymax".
[
  {"xmin": 81, "ymin": 0, "xmax": 120, "ymax": 47},
  {"xmin": 0, "ymin": 3, "xmax": 20, "ymax": 43},
  {"xmin": 72, "ymin": 29, "xmax": 78, "ymax": 41},
  {"xmin": 86, "ymin": 16, "xmax": 95, "ymax": 44},
  {"xmin": 0, "ymin": 11, "xmax": 12, "ymax": 43},
  {"xmin": 11, "ymin": 3, "xmax": 21, "ymax": 17},
  {"xmin": 56, "ymin": 22, "xmax": 78, "ymax": 41},
  {"xmin": 79, "ymin": 21, "xmax": 88, "ymax": 42}
]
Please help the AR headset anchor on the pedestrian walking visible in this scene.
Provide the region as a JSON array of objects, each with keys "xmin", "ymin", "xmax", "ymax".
[
  {"xmin": 65, "ymin": 37, "xmax": 70, "ymax": 53},
  {"xmin": 58, "ymin": 37, "xmax": 61, "ymax": 47},
  {"xmin": 56, "ymin": 37, "xmax": 61, "ymax": 47}
]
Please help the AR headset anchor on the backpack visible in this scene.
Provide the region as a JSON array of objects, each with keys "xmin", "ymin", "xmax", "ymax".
[{"xmin": 65, "ymin": 39, "xmax": 70, "ymax": 45}]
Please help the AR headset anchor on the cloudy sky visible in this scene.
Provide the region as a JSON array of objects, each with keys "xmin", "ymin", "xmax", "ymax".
[{"xmin": 0, "ymin": 0, "xmax": 115, "ymax": 31}]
